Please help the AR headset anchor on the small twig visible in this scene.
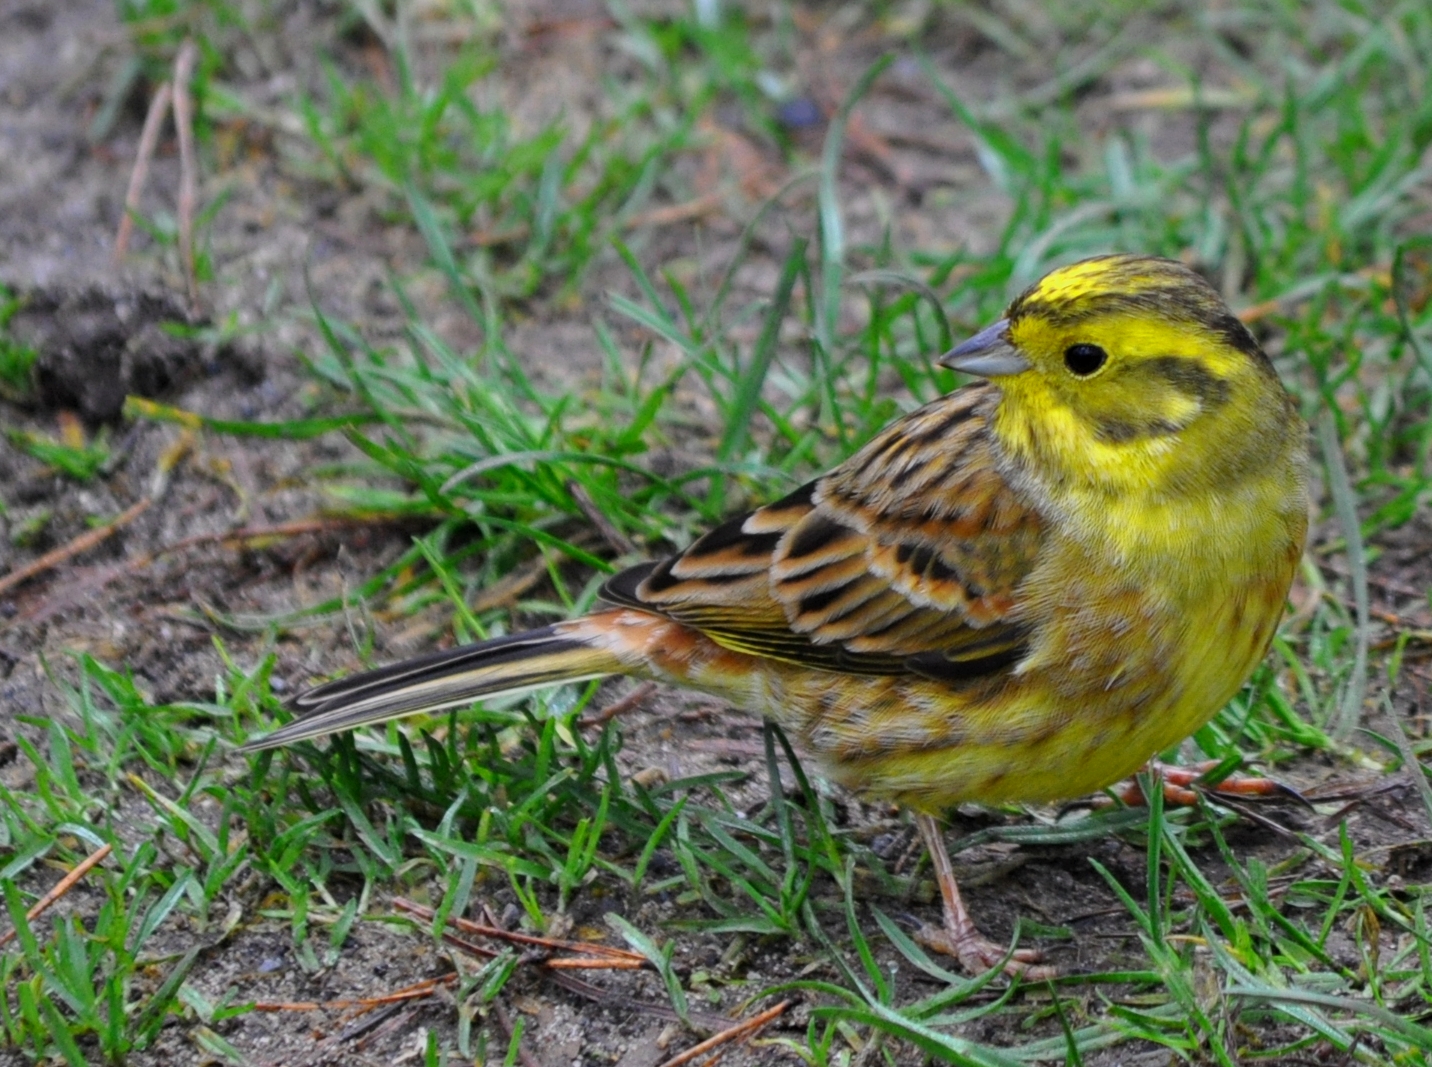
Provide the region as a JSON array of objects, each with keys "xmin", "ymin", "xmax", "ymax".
[
  {"xmin": 624, "ymin": 192, "xmax": 725, "ymax": 230},
  {"xmin": 540, "ymin": 957, "xmax": 648, "ymax": 970},
  {"xmin": 545, "ymin": 969, "xmax": 735, "ymax": 1030},
  {"xmin": 12, "ymin": 515, "xmax": 402, "ymax": 622},
  {"xmin": 566, "ymin": 480, "xmax": 637, "ymax": 557},
  {"xmin": 491, "ymin": 1000, "xmax": 543, "ymax": 1067},
  {"xmin": 142, "ymin": 515, "xmax": 393, "ymax": 561},
  {"xmin": 580, "ymin": 681, "xmax": 658, "ymax": 728},
  {"xmin": 0, "ymin": 497, "xmax": 153, "ymax": 599},
  {"xmin": 171, "ymin": 39, "xmax": 201, "ymax": 314},
  {"xmin": 1303, "ymin": 776, "xmax": 1412, "ymax": 803},
  {"xmin": 342, "ymin": 1004, "xmax": 416, "ymax": 1048},
  {"xmin": 1204, "ymin": 796, "xmax": 1303, "ymax": 840},
  {"xmin": 432, "ymin": 929, "xmax": 502, "ymax": 961},
  {"xmin": 655, "ymin": 1000, "xmax": 792, "ymax": 1067},
  {"xmin": 468, "ymin": 554, "xmax": 554, "ymax": 615},
  {"xmin": 1317, "ymin": 555, "xmax": 1430, "ymax": 604},
  {"xmin": 113, "ymin": 81, "xmax": 172, "ymax": 262},
  {"xmin": 393, "ymin": 897, "xmax": 647, "ymax": 966},
  {"xmin": 468, "ymin": 192, "xmax": 724, "ymax": 248},
  {"xmin": 0, "ymin": 843, "xmax": 114, "ymax": 948},
  {"xmin": 1236, "ymin": 297, "xmax": 1288, "ymax": 324},
  {"xmin": 250, "ymin": 973, "xmax": 455, "ymax": 1013},
  {"xmin": 411, "ymin": 901, "xmax": 738, "ymax": 1031}
]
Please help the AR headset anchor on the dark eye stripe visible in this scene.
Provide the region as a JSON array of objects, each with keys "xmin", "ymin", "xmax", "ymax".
[
  {"xmin": 1091, "ymin": 356, "xmax": 1230, "ymax": 442},
  {"xmin": 1143, "ymin": 356, "xmax": 1231, "ymax": 407},
  {"xmin": 1095, "ymin": 417, "xmax": 1183, "ymax": 443}
]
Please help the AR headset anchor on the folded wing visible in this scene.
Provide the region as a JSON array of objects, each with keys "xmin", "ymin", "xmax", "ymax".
[{"xmin": 601, "ymin": 385, "xmax": 1043, "ymax": 686}]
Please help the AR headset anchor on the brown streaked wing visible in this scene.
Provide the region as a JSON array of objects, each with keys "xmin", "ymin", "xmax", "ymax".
[
  {"xmin": 601, "ymin": 484, "xmax": 812, "ymax": 634},
  {"xmin": 598, "ymin": 384, "xmax": 1043, "ymax": 682},
  {"xmin": 784, "ymin": 384, "xmax": 1042, "ymax": 653}
]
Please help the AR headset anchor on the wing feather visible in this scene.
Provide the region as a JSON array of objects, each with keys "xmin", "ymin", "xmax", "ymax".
[{"xmin": 599, "ymin": 384, "xmax": 1043, "ymax": 685}]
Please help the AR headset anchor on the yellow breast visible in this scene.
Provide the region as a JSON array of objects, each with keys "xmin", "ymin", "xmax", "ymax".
[{"xmin": 766, "ymin": 494, "xmax": 1305, "ymax": 813}]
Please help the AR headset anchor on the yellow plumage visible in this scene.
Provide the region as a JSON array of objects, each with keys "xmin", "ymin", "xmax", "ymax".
[{"xmin": 247, "ymin": 254, "xmax": 1309, "ymax": 976}]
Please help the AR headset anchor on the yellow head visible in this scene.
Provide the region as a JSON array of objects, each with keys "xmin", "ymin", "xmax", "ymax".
[{"xmin": 943, "ymin": 254, "xmax": 1303, "ymax": 500}]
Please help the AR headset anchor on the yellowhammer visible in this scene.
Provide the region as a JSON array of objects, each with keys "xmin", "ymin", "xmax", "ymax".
[{"xmin": 247, "ymin": 254, "xmax": 1310, "ymax": 977}]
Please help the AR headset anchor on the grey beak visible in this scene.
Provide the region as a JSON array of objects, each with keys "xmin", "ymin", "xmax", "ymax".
[{"xmin": 939, "ymin": 319, "xmax": 1031, "ymax": 377}]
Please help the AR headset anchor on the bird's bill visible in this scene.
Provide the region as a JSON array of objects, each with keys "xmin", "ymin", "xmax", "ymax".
[{"xmin": 940, "ymin": 319, "xmax": 1031, "ymax": 377}]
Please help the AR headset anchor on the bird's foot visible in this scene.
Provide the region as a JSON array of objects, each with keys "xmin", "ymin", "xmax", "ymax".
[
  {"xmin": 914, "ymin": 920, "xmax": 1055, "ymax": 980},
  {"xmin": 912, "ymin": 811, "xmax": 1056, "ymax": 980},
  {"xmin": 1112, "ymin": 759, "xmax": 1301, "ymax": 807}
]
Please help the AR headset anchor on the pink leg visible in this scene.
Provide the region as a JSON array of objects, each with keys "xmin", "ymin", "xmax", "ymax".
[{"xmin": 911, "ymin": 813, "xmax": 1055, "ymax": 979}]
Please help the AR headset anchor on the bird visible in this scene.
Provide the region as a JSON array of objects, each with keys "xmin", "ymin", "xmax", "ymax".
[{"xmin": 245, "ymin": 254, "xmax": 1310, "ymax": 977}]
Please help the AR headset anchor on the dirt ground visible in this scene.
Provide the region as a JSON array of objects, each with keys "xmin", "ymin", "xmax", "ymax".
[{"xmin": 1, "ymin": 2, "xmax": 1430, "ymax": 1065}]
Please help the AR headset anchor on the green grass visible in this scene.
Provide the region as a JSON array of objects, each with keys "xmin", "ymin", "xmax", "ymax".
[
  {"xmin": 5, "ymin": 428, "xmax": 111, "ymax": 483},
  {"xmin": 0, "ymin": 286, "xmax": 37, "ymax": 402},
  {"xmin": 2, "ymin": 0, "xmax": 1431, "ymax": 1062}
]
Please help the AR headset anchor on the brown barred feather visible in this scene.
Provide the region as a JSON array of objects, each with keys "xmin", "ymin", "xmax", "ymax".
[{"xmin": 609, "ymin": 382, "xmax": 1035, "ymax": 677}]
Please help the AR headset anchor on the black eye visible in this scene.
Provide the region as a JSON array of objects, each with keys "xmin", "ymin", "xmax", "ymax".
[{"xmin": 1064, "ymin": 343, "xmax": 1108, "ymax": 376}]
